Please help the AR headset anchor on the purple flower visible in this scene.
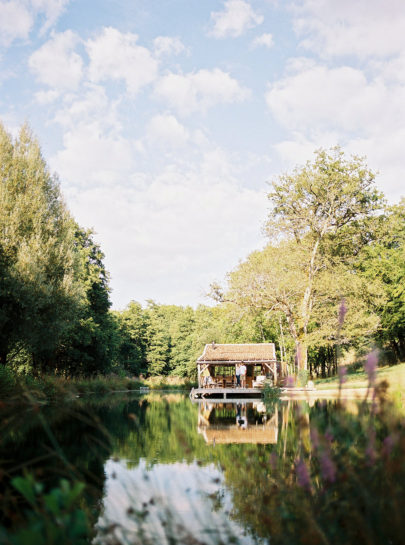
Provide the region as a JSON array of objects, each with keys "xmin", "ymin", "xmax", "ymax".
[
  {"xmin": 365, "ymin": 351, "xmax": 378, "ymax": 386},
  {"xmin": 339, "ymin": 298, "xmax": 347, "ymax": 327},
  {"xmin": 320, "ymin": 451, "xmax": 336, "ymax": 483},
  {"xmin": 295, "ymin": 458, "xmax": 311, "ymax": 490},
  {"xmin": 338, "ymin": 365, "xmax": 347, "ymax": 384},
  {"xmin": 286, "ymin": 375, "xmax": 295, "ymax": 388},
  {"xmin": 382, "ymin": 434, "xmax": 397, "ymax": 457}
]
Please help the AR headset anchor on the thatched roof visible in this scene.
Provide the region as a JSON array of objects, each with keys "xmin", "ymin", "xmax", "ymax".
[
  {"xmin": 198, "ymin": 425, "xmax": 278, "ymax": 444},
  {"xmin": 197, "ymin": 343, "xmax": 276, "ymax": 363}
]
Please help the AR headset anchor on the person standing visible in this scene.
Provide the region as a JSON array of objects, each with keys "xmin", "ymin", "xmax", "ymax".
[
  {"xmin": 235, "ymin": 363, "xmax": 241, "ymax": 387},
  {"xmin": 240, "ymin": 362, "xmax": 247, "ymax": 388}
]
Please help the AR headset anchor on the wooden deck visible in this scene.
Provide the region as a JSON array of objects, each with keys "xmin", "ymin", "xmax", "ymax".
[{"xmin": 190, "ymin": 387, "xmax": 263, "ymax": 400}]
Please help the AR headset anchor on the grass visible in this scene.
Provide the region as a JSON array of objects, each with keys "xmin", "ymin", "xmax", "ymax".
[
  {"xmin": 0, "ymin": 367, "xmax": 196, "ymax": 404},
  {"xmin": 315, "ymin": 361, "xmax": 405, "ymax": 394}
]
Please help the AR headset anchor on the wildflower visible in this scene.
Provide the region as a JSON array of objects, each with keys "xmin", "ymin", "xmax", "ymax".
[
  {"xmin": 338, "ymin": 365, "xmax": 347, "ymax": 384},
  {"xmin": 295, "ymin": 458, "xmax": 311, "ymax": 490},
  {"xmin": 365, "ymin": 351, "xmax": 378, "ymax": 386},
  {"xmin": 320, "ymin": 451, "xmax": 336, "ymax": 483},
  {"xmin": 338, "ymin": 298, "xmax": 347, "ymax": 327},
  {"xmin": 286, "ymin": 375, "xmax": 295, "ymax": 388},
  {"xmin": 382, "ymin": 434, "xmax": 397, "ymax": 457}
]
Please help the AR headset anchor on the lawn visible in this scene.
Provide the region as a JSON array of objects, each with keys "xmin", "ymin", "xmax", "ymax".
[{"xmin": 314, "ymin": 361, "xmax": 405, "ymax": 392}]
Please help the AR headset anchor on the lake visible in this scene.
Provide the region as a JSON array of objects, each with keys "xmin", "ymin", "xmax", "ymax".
[{"xmin": 1, "ymin": 391, "xmax": 402, "ymax": 544}]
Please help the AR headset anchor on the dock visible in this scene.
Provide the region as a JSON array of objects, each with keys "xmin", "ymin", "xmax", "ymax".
[{"xmin": 190, "ymin": 387, "xmax": 263, "ymax": 400}]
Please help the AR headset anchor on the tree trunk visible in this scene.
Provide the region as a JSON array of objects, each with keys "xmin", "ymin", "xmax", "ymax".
[{"xmin": 295, "ymin": 339, "xmax": 307, "ymax": 371}]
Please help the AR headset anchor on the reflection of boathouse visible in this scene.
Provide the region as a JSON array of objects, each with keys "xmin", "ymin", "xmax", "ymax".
[
  {"xmin": 198, "ymin": 402, "xmax": 278, "ymax": 444},
  {"xmin": 191, "ymin": 343, "xmax": 286, "ymax": 400}
]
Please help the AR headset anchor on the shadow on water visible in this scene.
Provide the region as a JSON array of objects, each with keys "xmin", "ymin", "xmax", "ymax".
[{"xmin": 1, "ymin": 391, "xmax": 405, "ymax": 544}]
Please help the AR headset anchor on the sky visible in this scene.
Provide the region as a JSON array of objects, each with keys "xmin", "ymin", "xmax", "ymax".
[{"xmin": 1, "ymin": 0, "xmax": 404, "ymax": 310}]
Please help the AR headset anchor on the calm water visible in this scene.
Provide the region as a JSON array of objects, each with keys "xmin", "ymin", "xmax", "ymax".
[{"xmin": 0, "ymin": 392, "xmax": 361, "ymax": 544}]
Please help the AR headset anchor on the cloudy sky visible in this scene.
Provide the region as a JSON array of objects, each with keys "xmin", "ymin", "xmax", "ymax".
[{"xmin": 1, "ymin": 0, "xmax": 404, "ymax": 309}]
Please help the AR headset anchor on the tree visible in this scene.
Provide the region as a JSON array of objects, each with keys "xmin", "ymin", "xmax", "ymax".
[
  {"xmin": 211, "ymin": 148, "xmax": 385, "ymax": 370},
  {"xmin": 0, "ymin": 122, "xmax": 81, "ymax": 369},
  {"xmin": 144, "ymin": 301, "xmax": 171, "ymax": 376},
  {"xmin": 356, "ymin": 200, "xmax": 405, "ymax": 360},
  {"xmin": 56, "ymin": 228, "xmax": 117, "ymax": 376},
  {"xmin": 114, "ymin": 301, "xmax": 148, "ymax": 376},
  {"xmin": 264, "ymin": 147, "xmax": 384, "ymax": 369}
]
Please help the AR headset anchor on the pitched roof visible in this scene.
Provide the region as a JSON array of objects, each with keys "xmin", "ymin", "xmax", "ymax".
[
  {"xmin": 197, "ymin": 343, "xmax": 276, "ymax": 362},
  {"xmin": 199, "ymin": 425, "xmax": 278, "ymax": 444}
]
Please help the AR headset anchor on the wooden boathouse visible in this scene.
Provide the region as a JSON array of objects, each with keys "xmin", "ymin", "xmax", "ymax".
[{"xmin": 191, "ymin": 342, "xmax": 284, "ymax": 400}]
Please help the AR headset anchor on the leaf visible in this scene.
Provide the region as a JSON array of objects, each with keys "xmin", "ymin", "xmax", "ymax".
[{"xmin": 12, "ymin": 476, "xmax": 37, "ymax": 507}]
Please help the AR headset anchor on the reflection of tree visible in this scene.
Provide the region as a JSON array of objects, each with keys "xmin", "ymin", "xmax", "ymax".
[{"xmin": 5, "ymin": 394, "xmax": 401, "ymax": 545}]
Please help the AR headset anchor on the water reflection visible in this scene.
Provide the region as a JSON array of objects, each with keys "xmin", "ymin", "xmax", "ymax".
[
  {"xmin": 0, "ymin": 393, "xmax": 366, "ymax": 544},
  {"xmin": 94, "ymin": 459, "xmax": 257, "ymax": 545},
  {"xmin": 198, "ymin": 401, "xmax": 278, "ymax": 444},
  {"xmin": 95, "ymin": 398, "xmax": 277, "ymax": 544}
]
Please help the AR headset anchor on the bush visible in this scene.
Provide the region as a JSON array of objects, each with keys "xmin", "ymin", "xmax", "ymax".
[
  {"xmin": 1, "ymin": 475, "xmax": 91, "ymax": 545},
  {"xmin": 0, "ymin": 366, "xmax": 17, "ymax": 397}
]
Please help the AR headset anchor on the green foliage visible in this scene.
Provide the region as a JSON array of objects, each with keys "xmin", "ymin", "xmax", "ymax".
[
  {"xmin": 1, "ymin": 475, "xmax": 90, "ymax": 545},
  {"xmin": 114, "ymin": 301, "xmax": 149, "ymax": 376},
  {"xmin": 0, "ymin": 122, "xmax": 81, "ymax": 369},
  {"xmin": 356, "ymin": 200, "xmax": 405, "ymax": 361},
  {"xmin": 0, "ymin": 365, "xmax": 17, "ymax": 397},
  {"xmin": 297, "ymin": 369, "xmax": 309, "ymax": 387},
  {"xmin": 215, "ymin": 147, "xmax": 394, "ymax": 373},
  {"xmin": 113, "ymin": 300, "xmax": 282, "ymax": 379},
  {"xmin": 0, "ymin": 123, "xmax": 116, "ymax": 376},
  {"xmin": 262, "ymin": 383, "xmax": 281, "ymax": 409}
]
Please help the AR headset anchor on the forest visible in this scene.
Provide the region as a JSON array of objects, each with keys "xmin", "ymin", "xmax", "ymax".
[{"xmin": 1, "ymin": 122, "xmax": 404, "ymax": 382}]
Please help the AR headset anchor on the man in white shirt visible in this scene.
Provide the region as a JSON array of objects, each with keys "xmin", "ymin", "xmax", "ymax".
[{"xmin": 239, "ymin": 363, "xmax": 247, "ymax": 388}]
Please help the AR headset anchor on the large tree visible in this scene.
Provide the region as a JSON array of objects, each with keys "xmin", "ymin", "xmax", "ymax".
[
  {"xmin": 214, "ymin": 148, "xmax": 384, "ymax": 370},
  {"xmin": 265, "ymin": 147, "xmax": 383, "ymax": 368},
  {"xmin": 0, "ymin": 122, "xmax": 81, "ymax": 368}
]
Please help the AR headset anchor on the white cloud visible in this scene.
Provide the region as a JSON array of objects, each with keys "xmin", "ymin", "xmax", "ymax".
[
  {"xmin": 52, "ymin": 122, "xmax": 135, "ymax": 187},
  {"xmin": 265, "ymin": 63, "xmax": 405, "ymax": 135},
  {"xmin": 209, "ymin": 0, "xmax": 263, "ymax": 38},
  {"xmin": 274, "ymin": 131, "xmax": 405, "ymax": 203},
  {"xmin": 29, "ymin": 30, "xmax": 83, "ymax": 90},
  {"xmin": 267, "ymin": 56, "xmax": 405, "ymax": 202},
  {"xmin": 31, "ymin": 0, "xmax": 70, "ymax": 34},
  {"xmin": 154, "ymin": 68, "xmax": 250, "ymax": 116},
  {"xmin": 251, "ymin": 32, "xmax": 273, "ymax": 48},
  {"xmin": 146, "ymin": 114, "xmax": 189, "ymax": 148},
  {"xmin": 59, "ymin": 147, "xmax": 267, "ymax": 308},
  {"xmin": 0, "ymin": 0, "xmax": 69, "ymax": 46},
  {"xmin": 0, "ymin": 1, "xmax": 32, "ymax": 46},
  {"xmin": 86, "ymin": 27, "xmax": 158, "ymax": 95},
  {"xmin": 293, "ymin": 0, "xmax": 405, "ymax": 59},
  {"xmin": 153, "ymin": 36, "xmax": 186, "ymax": 57},
  {"xmin": 34, "ymin": 89, "xmax": 60, "ymax": 104},
  {"xmin": 53, "ymin": 84, "xmax": 119, "ymax": 129}
]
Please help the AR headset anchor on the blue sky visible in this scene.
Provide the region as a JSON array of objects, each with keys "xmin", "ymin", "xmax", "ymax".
[{"xmin": 1, "ymin": 0, "xmax": 404, "ymax": 309}]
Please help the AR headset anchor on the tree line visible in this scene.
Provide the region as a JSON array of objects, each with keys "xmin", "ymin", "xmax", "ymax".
[{"xmin": 1, "ymin": 123, "xmax": 404, "ymax": 379}]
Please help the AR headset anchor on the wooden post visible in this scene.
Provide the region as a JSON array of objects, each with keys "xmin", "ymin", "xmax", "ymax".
[
  {"xmin": 198, "ymin": 363, "xmax": 201, "ymax": 388},
  {"xmin": 273, "ymin": 361, "xmax": 277, "ymax": 386}
]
